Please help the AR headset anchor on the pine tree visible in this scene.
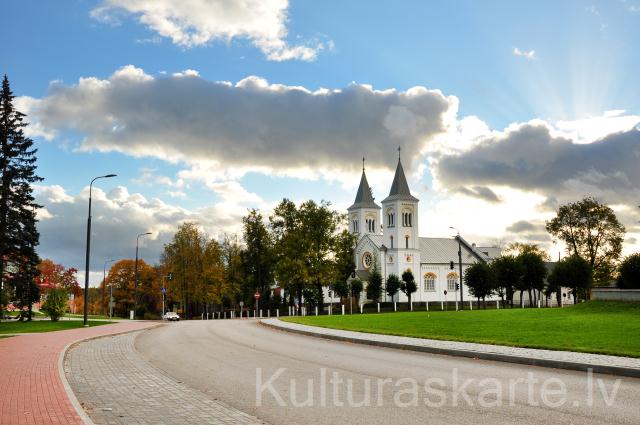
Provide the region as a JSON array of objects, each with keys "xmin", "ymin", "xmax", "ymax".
[{"xmin": 0, "ymin": 75, "xmax": 43, "ymax": 320}]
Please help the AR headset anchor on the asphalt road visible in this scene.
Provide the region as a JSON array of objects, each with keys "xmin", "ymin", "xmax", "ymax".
[{"xmin": 135, "ymin": 319, "xmax": 640, "ymax": 425}]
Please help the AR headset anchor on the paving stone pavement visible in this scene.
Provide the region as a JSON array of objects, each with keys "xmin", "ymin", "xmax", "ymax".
[
  {"xmin": 263, "ymin": 318, "xmax": 640, "ymax": 377},
  {"xmin": 65, "ymin": 331, "xmax": 265, "ymax": 425}
]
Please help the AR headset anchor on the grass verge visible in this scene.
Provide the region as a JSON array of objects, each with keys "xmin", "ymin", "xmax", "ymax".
[
  {"xmin": 0, "ymin": 320, "xmax": 112, "ymax": 334},
  {"xmin": 283, "ymin": 301, "xmax": 640, "ymax": 358}
]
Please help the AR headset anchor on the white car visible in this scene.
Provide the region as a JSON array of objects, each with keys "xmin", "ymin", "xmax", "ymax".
[{"xmin": 163, "ymin": 312, "xmax": 180, "ymax": 321}]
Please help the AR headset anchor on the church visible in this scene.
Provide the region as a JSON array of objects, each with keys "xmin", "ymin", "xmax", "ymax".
[{"xmin": 349, "ymin": 153, "xmax": 501, "ymax": 303}]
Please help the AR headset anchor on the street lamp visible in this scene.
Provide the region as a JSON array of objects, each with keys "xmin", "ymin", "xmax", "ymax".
[
  {"xmin": 83, "ymin": 174, "xmax": 117, "ymax": 327},
  {"xmin": 103, "ymin": 259, "xmax": 115, "ymax": 317},
  {"xmin": 133, "ymin": 232, "xmax": 152, "ymax": 319},
  {"xmin": 449, "ymin": 226, "xmax": 464, "ymax": 308}
]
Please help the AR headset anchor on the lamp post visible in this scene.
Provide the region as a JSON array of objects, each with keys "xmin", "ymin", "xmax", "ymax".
[
  {"xmin": 103, "ymin": 258, "xmax": 115, "ymax": 316},
  {"xmin": 133, "ymin": 232, "xmax": 152, "ymax": 319},
  {"xmin": 83, "ymin": 174, "xmax": 117, "ymax": 327},
  {"xmin": 449, "ymin": 226, "xmax": 464, "ymax": 309}
]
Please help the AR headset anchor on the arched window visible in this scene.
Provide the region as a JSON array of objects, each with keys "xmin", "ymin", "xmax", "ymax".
[
  {"xmin": 353, "ymin": 220, "xmax": 359, "ymax": 233},
  {"xmin": 387, "ymin": 212, "xmax": 395, "ymax": 227},
  {"xmin": 423, "ymin": 273, "xmax": 436, "ymax": 291},
  {"xmin": 390, "ymin": 236, "xmax": 393, "ymax": 249},
  {"xmin": 405, "ymin": 235, "xmax": 409, "ymax": 249},
  {"xmin": 447, "ymin": 272, "xmax": 458, "ymax": 291}
]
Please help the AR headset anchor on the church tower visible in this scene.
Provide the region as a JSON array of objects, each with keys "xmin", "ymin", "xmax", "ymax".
[
  {"xmin": 381, "ymin": 149, "xmax": 420, "ymax": 280},
  {"xmin": 348, "ymin": 158, "xmax": 381, "ymax": 237}
]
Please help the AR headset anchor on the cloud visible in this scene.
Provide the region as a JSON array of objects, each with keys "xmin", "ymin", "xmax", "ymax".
[
  {"xmin": 34, "ymin": 183, "xmax": 258, "ymax": 285},
  {"xmin": 91, "ymin": 0, "xmax": 325, "ymax": 61},
  {"xmin": 433, "ymin": 120, "xmax": 640, "ymax": 205},
  {"xmin": 21, "ymin": 66, "xmax": 457, "ymax": 177},
  {"xmin": 457, "ymin": 186, "xmax": 501, "ymax": 203},
  {"xmin": 506, "ymin": 220, "xmax": 539, "ymax": 233},
  {"xmin": 513, "ymin": 47, "xmax": 536, "ymax": 60}
]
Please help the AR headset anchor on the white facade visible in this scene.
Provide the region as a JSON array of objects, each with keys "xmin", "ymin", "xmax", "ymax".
[{"xmin": 350, "ymin": 156, "xmax": 499, "ymax": 303}]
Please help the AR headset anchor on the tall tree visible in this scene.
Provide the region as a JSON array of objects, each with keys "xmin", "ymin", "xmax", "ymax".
[
  {"xmin": 464, "ymin": 262, "xmax": 494, "ymax": 307},
  {"xmin": 298, "ymin": 200, "xmax": 342, "ymax": 309},
  {"xmin": 37, "ymin": 259, "xmax": 80, "ymax": 295},
  {"xmin": 617, "ymin": 253, "xmax": 640, "ymax": 289},
  {"xmin": 518, "ymin": 251, "xmax": 548, "ymax": 307},
  {"xmin": 400, "ymin": 269, "xmax": 417, "ymax": 308},
  {"xmin": 161, "ymin": 222, "xmax": 206, "ymax": 319},
  {"xmin": 490, "ymin": 255, "xmax": 522, "ymax": 306},
  {"xmin": 242, "ymin": 209, "xmax": 274, "ymax": 307},
  {"xmin": 546, "ymin": 197, "xmax": 625, "ymax": 284},
  {"xmin": 0, "ymin": 76, "xmax": 43, "ymax": 320},
  {"xmin": 366, "ymin": 262, "xmax": 383, "ymax": 302},
  {"xmin": 546, "ymin": 255, "xmax": 592, "ymax": 303},
  {"xmin": 270, "ymin": 199, "xmax": 306, "ymax": 307},
  {"xmin": 386, "ymin": 274, "xmax": 400, "ymax": 302}
]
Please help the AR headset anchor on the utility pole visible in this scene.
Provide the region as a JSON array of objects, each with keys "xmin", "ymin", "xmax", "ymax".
[{"xmin": 134, "ymin": 232, "xmax": 151, "ymax": 319}]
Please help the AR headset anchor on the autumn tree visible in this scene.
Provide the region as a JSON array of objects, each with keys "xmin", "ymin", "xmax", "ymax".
[
  {"xmin": 161, "ymin": 222, "xmax": 206, "ymax": 318},
  {"xmin": 37, "ymin": 259, "xmax": 80, "ymax": 295},
  {"xmin": 546, "ymin": 197, "xmax": 625, "ymax": 284},
  {"xmin": 270, "ymin": 199, "xmax": 304, "ymax": 307},
  {"xmin": 103, "ymin": 259, "xmax": 155, "ymax": 317}
]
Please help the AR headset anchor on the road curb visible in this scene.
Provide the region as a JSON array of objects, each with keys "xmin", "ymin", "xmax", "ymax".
[
  {"xmin": 58, "ymin": 323, "xmax": 163, "ymax": 424},
  {"xmin": 260, "ymin": 319, "xmax": 640, "ymax": 379}
]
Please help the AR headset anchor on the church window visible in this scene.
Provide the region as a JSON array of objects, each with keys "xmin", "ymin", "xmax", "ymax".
[
  {"xmin": 424, "ymin": 273, "xmax": 436, "ymax": 291},
  {"xmin": 353, "ymin": 220, "xmax": 359, "ymax": 233},
  {"xmin": 405, "ymin": 235, "xmax": 409, "ymax": 249},
  {"xmin": 387, "ymin": 212, "xmax": 395, "ymax": 227},
  {"xmin": 402, "ymin": 212, "xmax": 413, "ymax": 227},
  {"xmin": 447, "ymin": 272, "xmax": 458, "ymax": 291},
  {"xmin": 390, "ymin": 236, "xmax": 393, "ymax": 249}
]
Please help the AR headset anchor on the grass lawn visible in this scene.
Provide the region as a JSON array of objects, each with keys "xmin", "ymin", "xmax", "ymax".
[
  {"xmin": 64, "ymin": 313, "xmax": 111, "ymax": 319},
  {"xmin": 0, "ymin": 320, "xmax": 112, "ymax": 334},
  {"xmin": 283, "ymin": 301, "xmax": 640, "ymax": 358}
]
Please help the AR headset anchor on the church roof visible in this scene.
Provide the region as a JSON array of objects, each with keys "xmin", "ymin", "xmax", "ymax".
[
  {"xmin": 361, "ymin": 234, "xmax": 492, "ymax": 265},
  {"xmin": 382, "ymin": 158, "xmax": 419, "ymax": 203},
  {"xmin": 348, "ymin": 169, "xmax": 380, "ymax": 210}
]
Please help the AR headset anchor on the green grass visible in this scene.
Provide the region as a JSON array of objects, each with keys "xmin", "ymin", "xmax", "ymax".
[
  {"xmin": 64, "ymin": 313, "xmax": 111, "ymax": 319},
  {"xmin": 0, "ymin": 320, "xmax": 112, "ymax": 334},
  {"xmin": 283, "ymin": 301, "xmax": 640, "ymax": 358}
]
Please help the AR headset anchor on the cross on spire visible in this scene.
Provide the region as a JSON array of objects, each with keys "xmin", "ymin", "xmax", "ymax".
[
  {"xmin": 362, "ymin": 156, "xmax": 365, "ymax": 172},
  {"xmin": 398, "ymin": 146, "xmax": 401, "ymax": 161}
]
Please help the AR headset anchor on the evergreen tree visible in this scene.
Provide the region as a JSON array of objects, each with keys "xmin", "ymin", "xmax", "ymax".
[
  {"xmin": 365, "ymin": 263, "xmax": 383, "ymax": 302},
  {"xmin": 400, "ymin": 269, "xmax": 417, "ymax": 308},
  {"xmin": 386, "ymin": 274, "xmax": 400, "ymax": 301},
  {"xmin": 0, "ymin": 76, "xmax": 43, "ymax": 320}
]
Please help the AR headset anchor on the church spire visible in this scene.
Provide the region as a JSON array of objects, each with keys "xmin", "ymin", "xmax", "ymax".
[
  {"xmin": 382, "ymin": 147, "xmax": 418, "ymax": 203},
  {"xmin": 348, "ymin": 158, "xmax": 380, "ymax": 210}
]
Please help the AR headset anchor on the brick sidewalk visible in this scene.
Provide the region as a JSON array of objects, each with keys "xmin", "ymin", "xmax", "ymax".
[{"xmin": 0, "ymin": 321, "xmax": 156, "ymax": 425}]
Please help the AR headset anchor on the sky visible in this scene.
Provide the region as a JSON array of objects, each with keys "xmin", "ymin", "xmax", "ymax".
[{"xmin": 2, "ymin": 0, "xmax": 639, "ymax": 285}]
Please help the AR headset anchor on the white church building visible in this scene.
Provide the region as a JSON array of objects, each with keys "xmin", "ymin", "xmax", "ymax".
[{"xmin": 348, "ymin": 154, "xmax": 501, "ymax": 303}]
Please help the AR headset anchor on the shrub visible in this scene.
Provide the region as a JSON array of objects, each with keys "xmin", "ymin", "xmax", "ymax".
[{"xmin": 41, "ymin": 288, "xmax": 68, "ymax": 321}]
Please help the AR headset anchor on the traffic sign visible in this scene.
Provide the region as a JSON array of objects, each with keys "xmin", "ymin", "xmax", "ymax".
[
  {"xmin": 444, "ymin": 290, "xmax": 448, "ymax": 295},
  {"xmin": 254, "ymin": 292, "xmax": 261, "ymax": 299},
  {"xmin": 239, "ymin": 301, "xmax": 244, "ymax": 307},
  {"xmin": 161, "ymin": 287, "xmax": 167, "ymax": 294}
]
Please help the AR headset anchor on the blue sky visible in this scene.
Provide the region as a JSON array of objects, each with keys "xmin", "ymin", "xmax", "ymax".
[{"xmin": 2, "ymin": 0, "xmax": 639, "ymax": 283}]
